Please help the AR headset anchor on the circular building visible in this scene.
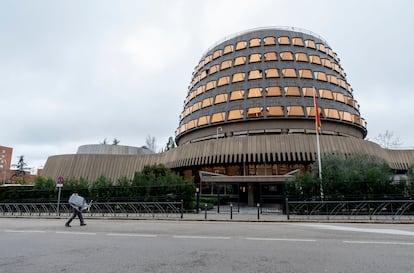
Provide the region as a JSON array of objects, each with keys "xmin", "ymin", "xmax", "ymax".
[
  {"xmin": 42, "ymin": 27, "xmax": 414, "ymax": 206},
  {"xmin": 176, "ymin": 27, "xmax": 366, "ymax": 145}
]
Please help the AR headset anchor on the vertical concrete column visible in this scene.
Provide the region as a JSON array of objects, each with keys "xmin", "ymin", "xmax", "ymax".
[{"xmin": 248, "ymin": 183, "xmax": 254, "ymax": 207}]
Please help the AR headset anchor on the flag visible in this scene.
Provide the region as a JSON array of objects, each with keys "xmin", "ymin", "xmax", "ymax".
[{"xmin": 313, "ymin": 89, "xmax": 321, "ymax": 133}]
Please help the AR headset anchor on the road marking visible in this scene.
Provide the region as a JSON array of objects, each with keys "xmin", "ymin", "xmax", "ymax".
[
  {"xmin": 173, "ymin": 235, "xmax": 231, "ymax": 240},
  {"xmin": 56, "ymin": 231, "xmax": 96, "ymax": 235},
  {"xmin": 4, "ymin": 230, "xmax": 46, "ymax": 233},
  {"xmin": 344, "ymin": 240, "xmax": 414, "ymax": 246},
  {"xmin": 245, "ymin": 237, "xmax": 316, "ymax": 242},
  {"xmin": 302, "ymin": 224, "xmax": 414, "ymax": 236},
  {"xmin": 107, "ymin": 233, "xmax": 157, "ymax": 238}
]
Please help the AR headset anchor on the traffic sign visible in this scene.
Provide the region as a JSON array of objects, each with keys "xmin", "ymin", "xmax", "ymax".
[{"xmin": 57, "ymin": 176, "xmax": 64, "ymax": 187}]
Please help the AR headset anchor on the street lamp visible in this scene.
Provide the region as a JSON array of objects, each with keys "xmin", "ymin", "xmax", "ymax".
[{"xmin": 216, "ymin": 127, "xmax": 222, "ymax": 140}]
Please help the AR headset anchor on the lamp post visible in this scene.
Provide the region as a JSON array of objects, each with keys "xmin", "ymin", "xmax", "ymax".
[{"xmin": 216, "ymin": 126, "xmax": 222, "ymax": 140}]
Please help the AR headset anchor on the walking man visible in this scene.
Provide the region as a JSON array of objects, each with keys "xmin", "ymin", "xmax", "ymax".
[{"xmin": 65, "ymin": 192, "xmax": 87, "ymax": 227}]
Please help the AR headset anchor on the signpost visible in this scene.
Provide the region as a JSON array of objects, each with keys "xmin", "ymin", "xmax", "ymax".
[{"xmin": 56, "ymin": 176, "xmax": 64, "ymax": 216}]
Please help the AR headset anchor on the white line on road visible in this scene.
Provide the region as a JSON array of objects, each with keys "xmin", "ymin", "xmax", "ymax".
[
  {"xmin": 344, "ymin": 240, "xmax": 414, "ymax": 246},
  {"xmin": 302, "ymin": 224, "xmax": 414, "ymax": 236},
  {"xmin": 4, "ymin": 230, "xmax": 46, "ymax": 233},
  {"xmin": 56, "ymin": 231, "xmax": 97, "ymax": 235},
  {"xmin": 245, "ymin": 237, "xmax": 316, "ymax": 242},
  {"xmin": 173, "ymin": 235, "xmax": 231, "ymax": 240},
  {"xmin": 107, "ymin": 233, "xmax": 157, "ymax": 238}
]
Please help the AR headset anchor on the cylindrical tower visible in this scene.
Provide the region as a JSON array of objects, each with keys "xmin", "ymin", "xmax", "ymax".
[{"xmin": 176, "ymin": 27, "xmax": 366, "ymax": 145}]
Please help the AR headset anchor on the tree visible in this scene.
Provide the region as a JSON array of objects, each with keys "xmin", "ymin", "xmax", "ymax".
[
  {"xmin": 289, "ymin": 153, "xmax": 396, "ymax": 199},
  {"xmin": 112, "ymin": 138, "xmax": 120, "ymax": 145},
  {"xmin": 164, "ymin": 136, "xmax": 176, "ymax": 151},
  {"xmin": 10, "ymin": 156, "xmax": 28, "ymax": 184},
  {"xmin": 146, "ymin": 135, "xmax": 157, "ymax": 152},
  {"xmin": 374, "ymin": 130, "xmax": 402, "ymax": 149},
  {"xmin": 34, "ymin": 176, "xmax": 56, "ymax": 191},
  {"xmin": 406, "ymin": 164, "xmax": 414, "ymax": 196},
  {"xmin": 100, "ymin": 138, "xmax": 108, "ymax": 145}
]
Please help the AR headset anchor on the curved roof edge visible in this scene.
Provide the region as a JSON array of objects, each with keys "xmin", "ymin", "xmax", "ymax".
[{"xmin": 201, "ymin": 26, "xmax": 329, "ymax": 57}]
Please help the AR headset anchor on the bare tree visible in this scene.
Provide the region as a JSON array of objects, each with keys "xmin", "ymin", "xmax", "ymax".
[
  {"xmin": 146, "ymin": 135, "xmax": 157, "ymax": 152},
  {"xmin": 374, "ymin": 130, "xmax": 402, "ymax": 149},
  {"xmin": 112, "ymin": 138, "xmax": 120, "ymax": 145},
  {"xmin": 100, "ymin": 138, "xmax": 108, "ymax": 145}
]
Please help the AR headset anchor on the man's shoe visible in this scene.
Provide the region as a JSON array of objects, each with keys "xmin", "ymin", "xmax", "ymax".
[
  {"xmin": 65, "ymin": 224, "xmax": 71, "ymax": 227},
  {"xmin": 80, "ymin": 223, "xmax": 87, "ymax": 226}
]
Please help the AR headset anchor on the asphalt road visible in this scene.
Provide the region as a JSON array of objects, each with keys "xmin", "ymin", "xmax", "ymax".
[{"xmin": 1, "ymin": 218, "xmax": 414, "ymax": 273}]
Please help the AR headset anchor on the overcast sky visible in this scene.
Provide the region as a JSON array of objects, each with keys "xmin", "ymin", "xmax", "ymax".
[{"xmin": 1, "ymin": 0, "xmax": 413, "ymax": 171}]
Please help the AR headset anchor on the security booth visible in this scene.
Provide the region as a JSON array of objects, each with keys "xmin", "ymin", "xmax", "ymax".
[{"xmin": 199, "ymin": 171, "xmax": 295, "ymax": 213}]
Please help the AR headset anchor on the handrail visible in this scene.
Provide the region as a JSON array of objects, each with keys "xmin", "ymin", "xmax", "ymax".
[{"xmin": 0, "ymin": 201, "xmax": 183, "ymax": 218}]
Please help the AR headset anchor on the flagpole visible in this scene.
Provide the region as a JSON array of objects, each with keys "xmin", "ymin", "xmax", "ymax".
[
  {"xmin": 316, "ymin": 124, "xmax": 323, "ymax": 199},
  {"xmin": 313, "ymin": 87, "xmax": 324, "ymax": 199}
]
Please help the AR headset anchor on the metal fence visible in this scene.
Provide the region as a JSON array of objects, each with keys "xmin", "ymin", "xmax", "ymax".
[
  {"xmin": 287, "ymin": 200, "xmax": 414, "ymax": 221},
  {"xmin": 0, "ymin": 201, "xmax": 184, "ymax": 219}
]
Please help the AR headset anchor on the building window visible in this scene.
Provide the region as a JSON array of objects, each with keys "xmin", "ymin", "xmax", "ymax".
[
  {"xmin": 202, "ymin": 97, "xmax": 213, "ymax": 108},
  {"xmin": 249, "ymin": 38, "xmax": 261, "ymax": 47},
  {"xmin": 287, "ymin": 106, "xmax": 305, "ymax": 116},
  {"xmin": 327, "ymin": 74, "xmax": 338, "ymax": 85},
  {"xmin": 292, "ymin": 37, "xmax": 304, "ymax": 46},
  {"xmin": 187, "ymin": 119, "xmax": 197, "ymax": 130},
  {"xmin": 306, "ymin": 106, "xmax": 318, "ymax": 117},
  {"xmin": 204, "ymin": 54, "xmax": 213, "ymax": 65},
  {"xmin": 278, "ymin": 36, "xmax": 290, "ymax": 45},
  {"xmin": 248, "ymin": 87, "xmax": 262, "ymax": 98},
  {"xmin": 299, "ymin": 69, "xmax": 313, "ymax": 79},
  {"xmin": 212, "ymin": 49, "xmax": 222, "ymax": 59},
  {"xmin": 309, "ymin": 55, "xmax": 321, "ymax": 64},
  {"xmin": 209, "ymin": 64, "xmax": 220, "ymax": 75},
  {"xmin": 264, "ymin": 52, "xmax": 277, "ymax": 61},
  {"xmin": 313, "ymin": 71, "xmax": 327, "ymax": 81},
  {"xmin": 199, "ymin": 70, "xmax": 207, "ymax": 80},
  {"xmin": 284, "ymin": 86, "xmax": 301, "ymax": 96},
  {"xmin": 228, "ymin": 109, "xmax": 244, "ymax": 120},
  {"xmin": 332, "ymin": 92, "xmax": 345, "ymax": 103},
  {"xmin": 217, "ymin": 76, "xmax": 230, "ymax": 87},
  {"xmin": 321, "ymin": 58, "xmax": 332, "ymax": 69},
  {"xmin": 247, "ymin": 107, "xmax": 263, "ymax": 118},
  {"xmin": 319, "ymin": 89, "xmax": 333, "ymax": 100},
  {"xmin": 215, "ymin": 93, "xmax": 228, "ymax": 104},
  {"xmin": 206, "ymin": 80, "xmax": 217, "ymax": 90},
  {"xmin": 249, "ymin": 53, "xmax": 262, "ymax": 63},
  {"xmin": 264, "ymin": 36, "xmax": 276, "ymax": 45},
  {"xmin": 317, "ymin": 43, "xmax": 326, "ymax": 53},
  {"xmin": 220, "ymin": 60, "xmax": 232, "ymax": 70},
  {"xmin": 236, "ymin": 41, "xmax": 247, "ymax": 50},
  {"xmin": 302, "ymin": 87, "xmax": 315, "ymax": 97},
  {"xmin": 230, "ymin": 90, "xmax": 245, "ymax": 101},
  {"xmin": 280, "ymin": 51, "xmax": 294, "ymax": 61},
  {"xmin": 198, "ymin": 115, "xmax": 210, "ymax": 126},
  {"xmin": 232, "ymin": 72, "xmax": 246, "ymax": 83},
  {"xmin": 340, "ymin": 111, "xmax": 353, "ymax": 122},
  {"xmin": 324, "ymin": 108, "xmax": 339, "ymax": 119},
  {"xmin": 223, "ymin": 44, "xmax": 234, "ymax": 55},
  {"xmin": 248, "ymin": 70, "xmax": 262, "ymax": 80},
  {"xmin": 305, "ymin": 39, "xmax": 316, "ymax": 49},
  {"xmin": 234, "ymin": 56, "xmax": 246, "ymax": 66},
  {"xmin": 265, "ymin": 68, "xmax": 279, "ymax": 78},
  {"xmin": 266, "ymin": 106, "xmax": 284, "ymax": 116},
  {"xmin": 195, "ymin": 85, "xmax": 206, "ymax": 96},
  {"xmin": 211, "ymin": 112, "xmax": 226, "ymax": 123},
  {"xmin": 266, "ymin": 86, "xmax": 282, "ymax": 96},
  {"xmin": 295, "ymin": 52, "xmax": 308, "ymax": 62},
  {"xmin": 282, "ymin": 68, "xmax": 297, "ymax": 78}
]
